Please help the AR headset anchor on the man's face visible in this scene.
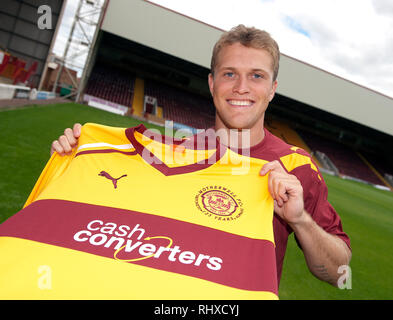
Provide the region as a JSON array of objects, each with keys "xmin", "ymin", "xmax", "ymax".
[{"xmin": 208, "ymin": 42, "xmax": 277, "ymax": 132}]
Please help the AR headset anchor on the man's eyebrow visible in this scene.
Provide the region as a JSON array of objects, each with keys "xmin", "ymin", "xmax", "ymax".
[
  {"xmin": 219, "ymin": 67, "xmax": 269, "ymax": 73},
  {"xmin": 219, "ymin": 67, "xmax": 236, "ymax": 71},
  {"xmin": 251, "ymin": 68, "xmax": 269, "ymax": 74}
]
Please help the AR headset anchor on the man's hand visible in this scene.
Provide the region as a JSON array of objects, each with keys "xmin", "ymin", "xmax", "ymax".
[
  {"xmin": 50, "ymin": 123, "xmax": 82, "ymax": 156},
  {"xmin": 259, "ymin": 160, "xmax": 304, "ymax": 226}
]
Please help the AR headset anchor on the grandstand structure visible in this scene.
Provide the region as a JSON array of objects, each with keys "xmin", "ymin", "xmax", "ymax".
[
  {"xmin": 75, "ymin": 0, "xmax": 393, "ymax": 189},
  {"xmin": 0, "ymin": 0, "xmax": 65, "ymax": 88},
  {"xmin": 2, "ymin": 0, "xmax": 393, "ymax": 190}
]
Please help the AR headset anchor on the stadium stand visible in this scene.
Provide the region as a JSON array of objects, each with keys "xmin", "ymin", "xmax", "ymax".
[
  {"xmin": 265, "ymin": 119, "xmax": 310, "ymax": 151},
  {"xmin": 84, "ymin": 65, "xmax": 135, "ymax": 107},
  {"xmin": 144, "ymin": 79, "xmax": 215, "ymax": 129},
  {"xmin": 0, "ymin": 52, "xmax": 38, "ymax": 87},
  {"xmin": 81, "ymin": 63, "xmax": 391, "ymax": 190},
  {"xmin": 359, "ymin": 153, "xmax": 393, "ymax": 184},
  {"xmin": 264, "ymin": 119, "xmax": 322, "ymax": 168},
  {"xmin": 83, "ymin": 68, "xmax": 216, "ymax": 129},
  {"xmin": 297, "ymin": 129, "xmax": 384, "ymax": 185}
]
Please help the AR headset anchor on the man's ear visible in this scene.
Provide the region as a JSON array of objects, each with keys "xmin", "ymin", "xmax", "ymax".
[
  {"xmin": 208, "ymin": 73, "xmax": 214, "ymax": 97},
  {"xmin": 269, "ymin": 80, "xmax": 278, "ymax": 102}
]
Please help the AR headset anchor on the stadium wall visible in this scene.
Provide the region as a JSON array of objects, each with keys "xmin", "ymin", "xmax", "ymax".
[{"xmin": 100, "ymin": 0, "xmax": 393, "ymax": 137}]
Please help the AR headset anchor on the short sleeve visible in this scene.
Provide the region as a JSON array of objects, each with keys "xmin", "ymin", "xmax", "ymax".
[
  {"xmin": 290, "ymin": 161, "xmax": 351, "ymax": 251},
  {"xmin": 23, "ymin": 149, "xmax": 76, "ymax": 208}
]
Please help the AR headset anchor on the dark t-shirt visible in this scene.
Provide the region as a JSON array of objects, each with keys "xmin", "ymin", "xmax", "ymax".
[{"xmin": 247, "ymin": 128, "xmax": 351, "ymax": 285}]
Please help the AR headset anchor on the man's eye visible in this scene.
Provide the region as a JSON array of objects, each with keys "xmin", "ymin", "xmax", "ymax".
[
  {"xmin": 253, "ymin": 73, "xmax": 263, "ymax": 79},
  {"xmin": 224, "ymin": 72, "xmax": 234, "ymax": 77}
]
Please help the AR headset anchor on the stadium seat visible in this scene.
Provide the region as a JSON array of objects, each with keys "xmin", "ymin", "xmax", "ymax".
[
  {"xmin": 144, "ymin": 79, "xmax": 215, "ymax": 129},
  {"xmin": 84, "ymin": 64, "xmax": 135, "ymax": 107}
]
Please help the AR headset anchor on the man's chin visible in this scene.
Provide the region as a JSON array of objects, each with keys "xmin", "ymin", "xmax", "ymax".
[{"xmin": 221, "ymin": 119, "xmax": 253, "ymax": 131}]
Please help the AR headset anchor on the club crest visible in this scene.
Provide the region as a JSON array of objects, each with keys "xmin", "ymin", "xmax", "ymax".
[{"xmin": 195, "ymin": 186, "xmax": 244, "ymax": 221}]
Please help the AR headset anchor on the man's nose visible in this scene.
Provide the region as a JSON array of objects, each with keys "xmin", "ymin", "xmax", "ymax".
[{"xmin": 232, "ymin": 75, "xmax": 250, "ymax": 94}]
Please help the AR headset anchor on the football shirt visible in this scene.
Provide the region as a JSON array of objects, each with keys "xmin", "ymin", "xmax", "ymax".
[{"xmin": 0, "ymin": 123, "xmax": 278, "ymax": 299}]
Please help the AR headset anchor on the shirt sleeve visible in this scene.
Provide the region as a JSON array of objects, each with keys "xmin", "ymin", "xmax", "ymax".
[
  {"xmin": 23, "ymin": 151, "xmax": 75, "ymax": 208},
  {"xmin": 290, "ymin": 159, "xmax": 351, "ymax": 251}
]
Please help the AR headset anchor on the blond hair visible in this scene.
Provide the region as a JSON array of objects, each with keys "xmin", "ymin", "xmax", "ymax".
[{"xmin": 210, "ymin": 24, "xmax": 280, "ymax": 81}]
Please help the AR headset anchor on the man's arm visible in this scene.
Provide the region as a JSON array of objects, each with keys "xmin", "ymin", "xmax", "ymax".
[
  {"xmin": 260, "ymin": 160, "xmax": 351, "ymax": 287},
  {"xmin": 289, "ymin": 210, "xmax": 351, "ymax": 286}
]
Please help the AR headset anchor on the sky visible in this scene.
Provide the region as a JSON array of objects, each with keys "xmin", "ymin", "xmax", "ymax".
[{"xmin": 54, "ymin": 0, "xmax": 393, "ymax": 99}]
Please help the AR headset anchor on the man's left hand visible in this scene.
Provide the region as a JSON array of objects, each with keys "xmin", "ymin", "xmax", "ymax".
[{"xmin": 260, "ymin": 160, "xmax": 305, "ymax": 226}]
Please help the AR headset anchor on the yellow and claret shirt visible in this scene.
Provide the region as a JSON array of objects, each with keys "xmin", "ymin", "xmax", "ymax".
[{"xmin": 0, "ymin": 123, "xmax": 279, "ymax": 299}]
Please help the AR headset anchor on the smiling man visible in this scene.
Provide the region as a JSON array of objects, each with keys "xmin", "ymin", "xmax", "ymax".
[
  {"xmin": 50, "ymin": 25, "xmax": 351, "ymax": 290},
  {"xmin": 207, "ymin": 25, "xmax": 351, "ymax": 287}
]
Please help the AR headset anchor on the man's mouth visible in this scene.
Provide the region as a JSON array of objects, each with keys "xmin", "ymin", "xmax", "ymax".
[{"xmin": 227, "ymin": 99, "xmax": 254, "ymax": 107}]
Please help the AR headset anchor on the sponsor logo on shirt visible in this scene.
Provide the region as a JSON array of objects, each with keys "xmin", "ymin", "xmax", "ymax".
[{"xmin": 73, "ymin": 219, "xmax": 223, "ymax": 271}]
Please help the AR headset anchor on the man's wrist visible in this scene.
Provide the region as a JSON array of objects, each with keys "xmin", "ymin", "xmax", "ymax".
[{"xmin": 288, "ymin": 210, "xmax": 313, "ymax": 234}]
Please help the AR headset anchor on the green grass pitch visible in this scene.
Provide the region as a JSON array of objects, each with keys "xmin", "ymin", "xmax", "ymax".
[{"xmin": 0, "ymin": 102, "xmax": 392, "ymax": 299}]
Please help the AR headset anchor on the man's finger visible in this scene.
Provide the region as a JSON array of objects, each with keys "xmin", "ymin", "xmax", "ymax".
[
  {"xmin": 51, "ymin": 140, "xmax": 63, "ymax": 156},
  {"xmin": 259, "ymin": 160, "xmax": 286, "ymax": 176},
  {"xmin": 64, "ymin": 128, "xmax": 77, "ymax": 147},
  {"xmin": 73, "ymin": 123, "xmax": 82, "ymax": 138},
  {"xmin": 58, "ymin": 135, "xmax": 72, "ymax": 154},
  {"xmin": 270, "ymin": 175, "xmax": 289, "ymax": 206},
  {"xmin": 277, "ymin": 180, "xmax": 289, "ymax": 204}
]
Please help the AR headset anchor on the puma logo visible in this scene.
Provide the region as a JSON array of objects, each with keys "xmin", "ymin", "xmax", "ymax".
[{"xmin": 98, "ymin": 171, "xmax": 127, "ymax": 189}]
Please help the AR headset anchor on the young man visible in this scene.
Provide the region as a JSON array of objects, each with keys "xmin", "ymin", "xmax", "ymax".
[{"xmin": 50, "ymin": 25, "xmax": 351, "ymax": 287}]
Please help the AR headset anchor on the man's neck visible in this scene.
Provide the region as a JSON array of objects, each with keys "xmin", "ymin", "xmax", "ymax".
[{"xmin": 214, "ymin": 124, "xmax": 265, "ymax": 149}]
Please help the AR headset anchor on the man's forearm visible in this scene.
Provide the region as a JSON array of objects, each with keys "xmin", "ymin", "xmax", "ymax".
[{"xmin": 289, "ymin": 211, "xmax": 352, "ymax": 286}]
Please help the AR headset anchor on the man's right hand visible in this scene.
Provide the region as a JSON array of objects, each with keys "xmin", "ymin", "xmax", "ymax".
[{"xmin": 50, "ymin": 123, "xmax": 82, "ymax": 156}]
